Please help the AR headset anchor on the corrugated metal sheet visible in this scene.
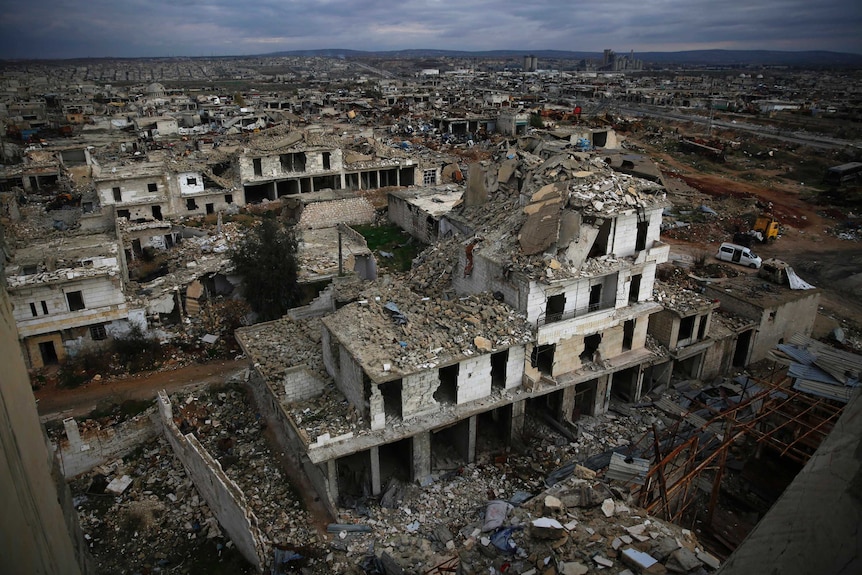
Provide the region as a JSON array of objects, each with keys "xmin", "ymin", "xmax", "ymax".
[
  {"xmin": 606, "ymin": 452, "xmax": 649, "ymax": 485},
  {"xmin": 778, "ymin": 343, "xmax": 817, "ymax": 365},
  {"xmin": 792, "ymin": 379, "xmax": 854, "ymax": 403},
  {"xmin": 788, "ymin": 363, "xmax": 841, "ymax": 386}
]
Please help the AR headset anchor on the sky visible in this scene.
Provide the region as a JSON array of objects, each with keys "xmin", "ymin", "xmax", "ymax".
[{"xmin": 0, "ymin": 0, "xmax": 860, "ymax": 60}]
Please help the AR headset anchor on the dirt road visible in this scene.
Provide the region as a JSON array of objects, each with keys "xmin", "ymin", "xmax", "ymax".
[{"xmin": 35, "ymin": 358, "xmax": 248, "ymax": 421}]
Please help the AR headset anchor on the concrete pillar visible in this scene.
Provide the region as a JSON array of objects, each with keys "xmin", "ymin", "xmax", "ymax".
[
  {"xmin": 510, "ymin": 399, "xmax": 526, "ymax": 443},
  {"xmin": 269, "ymin": 181, "xmax": 277, "ymax": 201},
  {"xmin": 370, "ymin": 446, "xmax": 381, "ymax": 496},
  {"xmin": 327, "ymin": 460, "xmax": 338, "ymax": 506},
  {"xmin": 454, "ymin": 417, "xmax": 477, "ymax": 464},
  {"xmin": 561, "ymin": 385, "xmax": 576, "ymax": 423},
  {"xmin": 594, "ymin": 374, "xmax": 611, "ymax": 415},
  {"xmin": 467, "ymin": 416, "xmax": 477, "ymax": 463},
  {"xmin": 632, "ymin": 368, "xmax": 645, "ymax": 402},
  {"xmin": 412, "ymin": 432, "xmax": 431, "ymax": 483}
]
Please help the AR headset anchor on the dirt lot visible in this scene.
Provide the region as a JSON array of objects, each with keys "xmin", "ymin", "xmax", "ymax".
[
  {"xmin": 35, "ymin": 358, "xmax": 247, "ymax": 420},
  {"xmin": 629, "ymin": 125, "xmax": 862, "ymax": 342}
]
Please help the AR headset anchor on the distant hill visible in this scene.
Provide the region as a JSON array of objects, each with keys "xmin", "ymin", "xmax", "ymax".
[{"xmin": 263, "ymin": 48, "xmax": 862, "ymax": 68}]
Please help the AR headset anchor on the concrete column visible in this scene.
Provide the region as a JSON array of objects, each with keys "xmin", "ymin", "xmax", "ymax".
[
  {"xmin": 268, "ymin": 181, "xmax": 277, "ymax": 201},
  {"xmin": 632, "ymin": 368, "xmax": 645, "ymax": 402},
  {"xmin": 454, "ymin": 417, "xmax": 477, "ymax": 464},
  {"xmin": 467, "ymin": 416, "xmax": 477, "ymax": 463},
  {"xmin": 412, "ymin": 432, "xmax": 431, "ymax": 483},
  {"xmin": 561, "ymin": 385, "xmax": 576, "ymax": 423},
  {"xmin": 327, "ymin": 459, "xmax": 338, "ymax": 506},
  {"xmin": 370, "ymin": 446, "xmax": 381, "ymax": 496},
  {"xmin": 510, "ymin": 399, "xmax": 526, "ymax": 443},
  {"xmin": 594, "ymin": 374, "xmax": 611, "ymax": 415}
]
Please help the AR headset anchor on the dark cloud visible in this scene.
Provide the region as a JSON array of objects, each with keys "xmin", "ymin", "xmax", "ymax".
[{"xmin": 0, "ymin": 0, "xmax": 859, "ymax": 59}]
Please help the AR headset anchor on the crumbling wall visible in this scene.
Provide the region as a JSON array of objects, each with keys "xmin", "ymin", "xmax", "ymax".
[
  {"xmin": 336, "ymin": 343, "xmax": 367, "ymax": 418},
  {"xmin": 281, "ymin": 366, "xmax": 325, "ymax": 403},
  {"xmin": 297, "ymin": 197, "xmax": 375, "ymax": 229},
  {"xmin": 288, "ymin": 283, "xmax": 334, "ymax": 320},
  {"xmin": 456, "ymin": 354, "xmax": 492, "ymax": 404},
  {"xmin": 156, "ymin": 391, "xmax": 267, "ymax": 572},
  {"xmin": 56, "ymin": 412, "xmax": 159, "ymax": 478},
  {"xmin": 751, "ymin": 293, "xmax": 820, "ymax": 363},
  {"xmin": 453, "ymin": 250, "xmax": 525, "ymax": 313},
  {"xmin": 554, "ymin": 336, "xmax": 584, "ymax": 375},
  {"xmin": 243, "ymin": 370, "xmax": 337, "ymax": 516},
  {"xmin": 701, "ymin": 334, "xmax": 735, "ymax": 381},
  {"xmin": 402, "ymin": 370, "xmax": 439, "ymax": 419}
]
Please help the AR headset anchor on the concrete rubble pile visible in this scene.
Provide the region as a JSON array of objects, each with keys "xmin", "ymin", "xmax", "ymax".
[
  {"xmin": 328, "ymin": 408, "xmax": 720, "ymax": 575},
  {"xmin": 324, "ymin": 281, "xmax": 533, "ymax": 374},
  {"xmin": 238, "ymin": 315, "xmax": 364, "ymax": 439},
  {"xmin": 406, "ymin": 235, "xmax": 462, "ymax": 299},
  {"xmin": 71, "ymin": 434, "xmax": 245, "ymax": 574},
  {"xmin": 170, "ymin": 387, "xmax": 322, "ymax": 551},
  {"xmin": 652, "ymin": 280, "xmax": 714, "ymax": 316},
  {"xmin": 241, "ymin": 316, "xmax": 327, "ymax": 385}
]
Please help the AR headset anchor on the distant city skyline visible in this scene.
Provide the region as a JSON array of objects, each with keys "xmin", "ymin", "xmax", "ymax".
[{"xmin": 0, "ymin": 0, "xmax": 860, "ymax": 60}]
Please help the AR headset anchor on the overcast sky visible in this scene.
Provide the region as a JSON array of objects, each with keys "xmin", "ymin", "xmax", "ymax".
[{"xmin": 1, "ymin": 0, "xmax": 860, "ymax": 60}]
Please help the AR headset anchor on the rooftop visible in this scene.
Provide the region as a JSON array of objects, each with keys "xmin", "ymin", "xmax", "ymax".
[{"xmin": 322, "ymin": 283, "xmax": 533, "ymax": 383}]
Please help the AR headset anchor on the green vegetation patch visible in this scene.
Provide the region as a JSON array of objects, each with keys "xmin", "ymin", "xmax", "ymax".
[{"xmin": 353, "ymin": 223, "xmax": 425, "ymax": 272}]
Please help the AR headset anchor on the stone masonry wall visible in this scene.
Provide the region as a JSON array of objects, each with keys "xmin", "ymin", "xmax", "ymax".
[{"xmin": 298, "ymin": 198, "xmax": 375, "ymax": 229}]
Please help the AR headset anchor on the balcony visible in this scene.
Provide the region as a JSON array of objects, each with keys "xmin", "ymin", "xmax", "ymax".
[{"xmin": 537, "ymin": 300, "xmax": 615, "ymax": 327}]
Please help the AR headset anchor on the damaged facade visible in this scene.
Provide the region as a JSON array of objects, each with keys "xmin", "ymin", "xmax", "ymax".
[{"xmin": 4, "ymin": 232, "xmax": 133, "ymax": 368}]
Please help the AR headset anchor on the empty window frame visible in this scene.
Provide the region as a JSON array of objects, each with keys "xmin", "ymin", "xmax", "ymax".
[
  {"xmin": 423, "ymin": 169, "xmax": 436, "ymax": 185},
  {"xmin": 112, "ymin": 187, "xmax": 122, "ymax": 202},
  {"xmin": 66, "ymin": 291, "xmax": 85, "ymax": 311},
  {"xmin": 147, "ymin": 183, "xmax": 158, "ymax": 193},
  {"xmin": 679, "ymin": 315, "xmax": 695, "ymax": 341}
]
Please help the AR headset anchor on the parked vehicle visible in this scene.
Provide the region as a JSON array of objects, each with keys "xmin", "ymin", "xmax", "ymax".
[
  {"xmin": 753, "ymin": 215, "xmax": 779, "ymax": 241},
  {"xmin": 716, "ymin": 242, "xmax": 762, "ymax": 269}
]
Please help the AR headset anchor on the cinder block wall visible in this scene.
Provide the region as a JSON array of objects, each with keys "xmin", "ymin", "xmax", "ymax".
[
  {"xmin": 456, "ymin": 354, "xmax": 492, "ymax": 404},
  {"xmin": 282, "ymin": 366, "xmax": 324, "ymax": 403},
  {"xmin": 157, "ymin": 392, "xmax": 267, "ymax": 572},
  {"xmin": 56, "ymin": 412, "xmax": 159, "ymax": 478}
]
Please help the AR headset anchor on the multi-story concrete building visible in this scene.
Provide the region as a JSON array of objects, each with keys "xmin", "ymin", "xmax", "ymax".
[{"xmin": 4, "ymin": 233, "xmax": 130, "ymax": 368}]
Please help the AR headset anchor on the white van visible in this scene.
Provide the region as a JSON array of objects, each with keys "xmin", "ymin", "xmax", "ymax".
[{"xmin": 716, "ymin": 242, "xmax": 762, "ymax": 269}]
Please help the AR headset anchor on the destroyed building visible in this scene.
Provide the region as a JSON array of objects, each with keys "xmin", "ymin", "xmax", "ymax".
[
  {"xmin": 232, "ymin": 141, "xmax": 678, "ymax": 515},
  {"xmin": 440, "ymin": 150, "xmax": 671, "ymax": 417},
  {"xmin": 4, "ymin": 232, "xmax": 133, "ymax": 368},
  {"xmin": 237, "ymin": 130, "xmax": 427, "ymax": 203},
  {"xmin": 702, "ymin": 261, "xmax": 820, "ymax": 365},
  {"xmin": 236, "ymin": 283, "xmax": 533, "ymax": 512},
  {"xmin": 649, "ymin": 280, "xmax": 721, "ymax": 381}
]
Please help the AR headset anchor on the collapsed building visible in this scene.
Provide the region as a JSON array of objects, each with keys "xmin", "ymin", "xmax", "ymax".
[{"xmin": 233, "ymin": 141, "xmax": 679, "ymax": 514}]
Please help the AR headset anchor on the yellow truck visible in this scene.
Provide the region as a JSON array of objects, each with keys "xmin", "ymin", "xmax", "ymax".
[{"xmin": 753, "ymin": 215, "xmax": 779, "ymax": 242}]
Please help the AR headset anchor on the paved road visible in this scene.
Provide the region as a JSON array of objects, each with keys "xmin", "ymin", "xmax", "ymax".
[{"xmin": 616, "ymin": 104, "xmax": 862, "ymax": 151}]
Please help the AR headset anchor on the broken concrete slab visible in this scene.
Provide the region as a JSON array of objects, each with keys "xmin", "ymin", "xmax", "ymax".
[{"xmin": 105, "ymin": 474, "xmax": 132, "ymax": 494}]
